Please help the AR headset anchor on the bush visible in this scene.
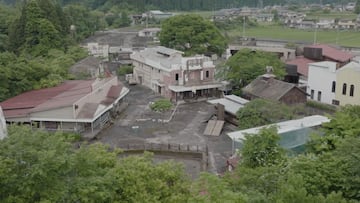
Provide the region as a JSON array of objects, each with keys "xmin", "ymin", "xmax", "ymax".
[
  {"xmin": 150, "ymin": 99, "xmax": 173, "ymax": 112},
  {"xmin": 117, "ymin": 65, "xmax": 133, "ymax": 76},
  {"xmin": 306, "ymin": 101, "xmax": 336, "ymax": 113}
]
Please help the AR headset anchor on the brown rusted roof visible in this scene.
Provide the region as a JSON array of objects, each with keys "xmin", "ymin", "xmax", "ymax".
[
  {"xmin": 306, "ymin": 44, "xmax": 353, "ymax": 62},
  {"xmin": 107, "ymin": 85, "xmax": 123, "ymax": 99},
  {"xmin": 76, "ymin": 103, "xmax": 99, "ymax": 119},
  {"xmin": 0, "ymin": 80, "xmax": 94, "ymax": 118},
  {"xmin": 286, "ymin": 56, "xmax": 315, "ymax": 77}
]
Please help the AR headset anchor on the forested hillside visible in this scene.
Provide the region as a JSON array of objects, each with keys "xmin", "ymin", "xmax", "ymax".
[{"xmin": 0, "ymin": 0, "xmax": 89, "ymax": 102}]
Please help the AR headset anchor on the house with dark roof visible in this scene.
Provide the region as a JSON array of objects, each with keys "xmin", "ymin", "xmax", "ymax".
[
  {"xmin": 0, "ymin": 76, "xmax": 129, "ymax": 138},
  {"xmin": 242, "ymin": 74, "xmax": 307, "ymax": 105}
]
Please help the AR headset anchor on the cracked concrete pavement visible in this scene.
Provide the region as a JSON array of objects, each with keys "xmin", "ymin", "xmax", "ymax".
[{"xmin": 96, "ymin": 83, "xmax": 233, "ymax": 178}]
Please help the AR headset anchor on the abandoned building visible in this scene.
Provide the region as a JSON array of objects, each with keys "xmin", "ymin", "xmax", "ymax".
[
  {"xmin": 0, "ymin": 76, "xmax": 129, "ymax": 138},
  {"xmin": 242, "ymin": 72, "xmax": 307, "ymax": 105},
  {"xmin": 130, "ymin": 46, "xmax": 223, "ymax": 102}
]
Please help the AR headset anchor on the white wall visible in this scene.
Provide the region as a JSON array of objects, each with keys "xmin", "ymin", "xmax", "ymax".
[
  {"xmin": 0, "ymin": 106, "xmax": 7, "ymax": 139},
  {"xmin": 307, "ymin": 61, "xmax": 337, "ymax": 104}
]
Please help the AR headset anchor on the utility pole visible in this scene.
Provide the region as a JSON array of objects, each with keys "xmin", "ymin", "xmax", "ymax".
[
  {"xmin": 336, "ymin": 26, "xmax": 339, "ymax": 45},
  {"xmin": 313, "ymin": 19, "xmax": 318, "ymax": 44},
  {"xmin": 242, "ymin": 16, "xmax": 246, "ymax": 39}
]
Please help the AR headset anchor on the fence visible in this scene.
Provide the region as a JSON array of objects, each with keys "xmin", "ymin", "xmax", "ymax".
[
  {"xmin": 118, "ymin": 142, "xmax": 209, "ymax": 171},
  {"xmin": 118, "ymin": 142, "xmax": 208, "ymax": 154}
]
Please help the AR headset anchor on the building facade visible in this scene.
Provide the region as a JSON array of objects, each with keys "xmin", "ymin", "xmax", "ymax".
[
  {"xmin": 0, "ymin": 76, "xmax": 129, "ymax": 138},
  {"xmin": 335, "ymin": 62, "xmax": 360, "ymax": 105},
  {"xmin": 307, "ymin": 61, "xmax": 337, "ymax": 104},
  {"xmin": 131, "ymin": 46, "xmax": 222, "ymax": 102}
]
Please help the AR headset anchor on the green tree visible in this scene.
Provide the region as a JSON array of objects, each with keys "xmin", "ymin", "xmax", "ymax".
[
  {"xmin": 224, "ymin": 48, "xmax": 285, "ymax": 87},
  {"xmin": 289, "ymin": 136, "xmax": 360, "ymax": 201},
  {"xmin": 0, "ymin": 125, "xmax": 191, "ymax": 202},
  {"xmin": 236, "ymin": 99, "xmax": 294, "ymax": 130},
  {"xmin": 241, "ymin": 126, "xmax": 286, "ymax": 168},
  {"xmin": 355, "ymin": 0, "xmax": 360, "ymax": 14},
  {"xmin": 159, "ymin": 14, "xmax": 227, "ymax": 56},
  {"xmin": 8, "ymin": 0, "xmax": 67, "ymax": 55},
  {"xmin": 307, "ymin": 105, "xmax": 360, "ymax": 154},
  {"xmin": 190, "ymin": 173, "xmax": 247, "ymax": 202}
]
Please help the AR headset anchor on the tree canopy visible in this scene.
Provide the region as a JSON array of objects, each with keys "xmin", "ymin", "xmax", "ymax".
[
  {"xmin": 223, "ymin": 48, "xmax": 285, "ymax": 88},
  {"xmin": 159, "ymin": 14, "xmax": 227, "ymax": 56},
  {"xmin": 2, "ymin": 106, "xmax": 360, "ymax": 202},
  {"xmin": 0, "ymin": 126, "xmax": 190, "ymax": 202},
  {"xmin": 307, "ymin": 105, "xmax": 360, "ymax": 154},
  {"xmin": 236, "ymin": 99, "xmax": 294, "ymax": 130},
  {"xmin": 241, "ymin": 126, "xmax": 286, "ymax": 168},
  {"xmin": 8, "ymin": 0, "xmax": 69, "ymax": 56}
]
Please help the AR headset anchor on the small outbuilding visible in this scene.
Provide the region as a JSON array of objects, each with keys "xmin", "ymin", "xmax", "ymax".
[{"xmin": 242, "ymin": 73, "xmax": 307, "ymax": 105}]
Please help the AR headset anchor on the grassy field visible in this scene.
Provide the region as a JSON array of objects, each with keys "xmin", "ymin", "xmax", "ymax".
[
  {"xmin": 226, "ymin": 25, "xmax": 360, "ymax": 47},
  {"xmin": 305, "ymin": 11, "xmax": 357, "ymax": 20}
]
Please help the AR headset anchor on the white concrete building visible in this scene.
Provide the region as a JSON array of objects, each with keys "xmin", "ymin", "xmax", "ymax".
[{"xmin": 307, "ymin": 61, "xmax": 337, "ymax": 104}]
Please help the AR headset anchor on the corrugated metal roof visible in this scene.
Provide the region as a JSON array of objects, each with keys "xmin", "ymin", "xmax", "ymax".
[
  {"xmin": 307, "ymin": 44, "xmax": 353, "ymax": 62},
  {"xmin": 0, "ymin": 80, "xmax": 97, "ymax": 118},
  {"xmin": 107, "ymin": 85, "xmax": 123, "ymax": 99},
  {"xmin": 286, "ymin": 56, "xmax": 315, "ymax": 77},
  {"xmin": 77, "ymin": 103, "xmax": 99, "ymax": 119}
]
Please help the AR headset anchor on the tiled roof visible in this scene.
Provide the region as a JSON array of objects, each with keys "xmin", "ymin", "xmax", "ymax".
[
  {"xmin": 286, "ymin": 56, "xmax": 315, "ymax": 77},
  {"xmin": 243, "ymin": 76, "xmax": 298, "ymax": 101},
  {"xmin": 307, "ymin": 44, "xmax": 353, "ymax": 62}
]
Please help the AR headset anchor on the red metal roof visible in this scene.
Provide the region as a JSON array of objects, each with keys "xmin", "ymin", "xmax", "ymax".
[
  {"xmin": 0, "ymin": 80, "xmax": 94, "ymax": 118},
  {"xmin": 107, "ymin": 85, "xmax": 123, "ymax": 99},
  {"xmin": 307, "ymin": 44, "xmax": 353, "ymax": 62},
  {"xmin": 286, "ymin": 56, "xmax": 315, "ymax": 77}
]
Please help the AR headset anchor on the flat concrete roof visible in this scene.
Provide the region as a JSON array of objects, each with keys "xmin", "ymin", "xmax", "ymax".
[{"xmin": 227, "ymin": 115, "xmax": 330, "ymax": 142}]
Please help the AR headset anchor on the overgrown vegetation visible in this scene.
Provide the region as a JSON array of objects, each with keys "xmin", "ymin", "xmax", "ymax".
[
  {"xmin": 159, "ymin": 14, "xmax": 227, "ymax": 56},
  {"xmin": 306, "ymin": 100, "xmax": 337, "ymax": 113},
  {"xmin": 221, "ymin": 49, "xmax": 285, "ymax": 88},
  {"xmin": 236, "ymin": 99, "xmax": 294, "ymax": 129},
  {"xmin": 150, "ymin": 99, "xmax": 173, "ymax": 112},
  {"xmin": 117, "ymin": 65, "xmax": 134, "ymax": 76},
  {"xmin": 3, "ymin": 107, "xmax": 360, "ymax": 202}
]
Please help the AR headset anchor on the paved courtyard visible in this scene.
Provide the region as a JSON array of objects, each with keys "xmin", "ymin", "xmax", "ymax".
[{"xmin": 96, "ymin": 83, "xmax": 234, "ymax": 178}]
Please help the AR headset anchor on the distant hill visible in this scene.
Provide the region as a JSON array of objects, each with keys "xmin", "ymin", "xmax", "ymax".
[{"xmin": 1, "ymin": 0, "xmax": 356, "ymax": 11}]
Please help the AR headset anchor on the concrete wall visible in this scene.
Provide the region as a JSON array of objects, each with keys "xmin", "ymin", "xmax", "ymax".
[
  {"xmin": 336, "ymin": 66, "xmax": 360, "ymax": 105},
  {"xmin": 307, "ymin": 62, "xmax": 337, "ymax": 104}
]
